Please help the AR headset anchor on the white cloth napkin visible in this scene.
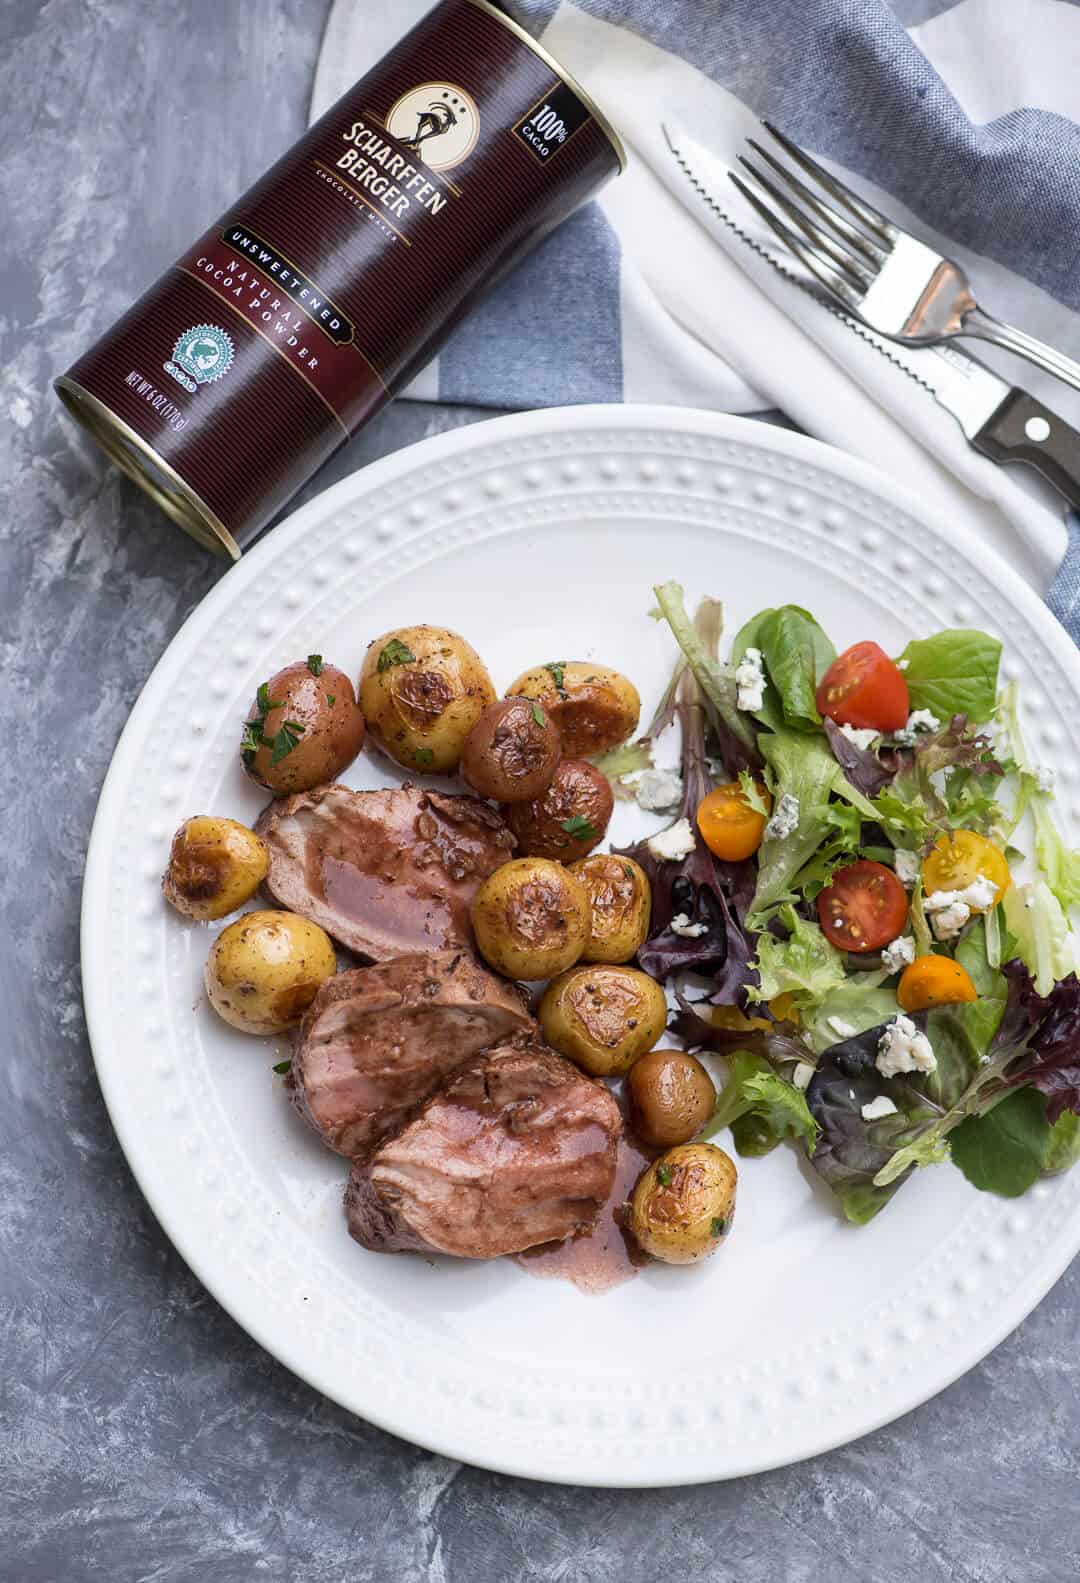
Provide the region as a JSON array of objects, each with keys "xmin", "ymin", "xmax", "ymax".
[{"xmin": 313, "ymin": 1, "xmax": 1073, "ymax": 591}]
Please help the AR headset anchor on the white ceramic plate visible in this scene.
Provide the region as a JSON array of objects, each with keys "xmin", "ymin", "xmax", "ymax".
[{"xmin": 83, "ymin": 406, "xmax": 1080, "ymax": 1486}]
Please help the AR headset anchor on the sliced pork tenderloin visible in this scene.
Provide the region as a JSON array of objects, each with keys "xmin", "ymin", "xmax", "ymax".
[
  {"xmin": 344, "ymin": 1038, "xmax": 621, "ymax": 1258},
  {"xmin": 293, "ymin": 950, "xmax": 532, "ymax": 1157},
  {"xmin": 256, "ymin": 783, "xmax": 515, "ymax": 961}
]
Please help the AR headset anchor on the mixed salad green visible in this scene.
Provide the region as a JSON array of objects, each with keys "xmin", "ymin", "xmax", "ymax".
[{"xmin": 608, "ymin": 583, "xmax": 1080, "ymax": 1224}]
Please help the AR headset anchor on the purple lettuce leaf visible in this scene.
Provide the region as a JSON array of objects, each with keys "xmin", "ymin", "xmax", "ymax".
[
  {"xmin": 618, "ymin": 682, "xmax": 758, "ymax": 996},
  {"xmin": 882, "ymin": 713, "xmax": 1002, "ymax": 822},
  {"xmin": 823, "ymin": 718, "xmax": 893, "ymax": 797},
  {"xmin": 989, "ymin": 960, "xmax": 1080, "ymax": 1124}
]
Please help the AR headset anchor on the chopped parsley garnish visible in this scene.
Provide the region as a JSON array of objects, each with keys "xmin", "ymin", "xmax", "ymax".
[
  {"xmin": 272, "ymin": 1059, "xmax": 292, "ymax": 1076},
  {"xmin": 242, "ymin": 681, "xmax": 285, "ymax": 767},
  {"xmin": 256, "ymin": 681, "xmax": 282, "ymax": 716},
  {"xmin": 269, "ymin": 720, "xmax": 306, "ymax": 766},
  {"xmin": 531, "ymin": 701, "xmax": 547, "ymax": 728},
  {"xmin": 561, "ymin": 815, "xmax": 597, "ymax": 840},
  {"xmin": 377, "ymin": 638, "xmax": 416, "ymax": 672},
  {"xmin": 544, "ymin": 660, "xmax": 568, "ymax": 699},
  {"xmin": 414, "ymin": 747, "xmax": 435, "ymax": 766},
  {"xmin": 306, "ymin": 654, "xmax": 324, "ymax": 676},
  {"xmin": 656, "ymin": 1164, "xmax": 672, "ymax": 1186},
  {"xmin": 326, "ymin": 693, "xmax": 336, "ymax": 708},
  {"xmin": 711, "ymin": 1217, "xmax": 726, "ymax": 1237}
]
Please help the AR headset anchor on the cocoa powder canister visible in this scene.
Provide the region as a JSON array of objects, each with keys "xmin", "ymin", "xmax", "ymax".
[{"xmin": 55, "ymin": 0, "xmax": 624, "ymax": 558}]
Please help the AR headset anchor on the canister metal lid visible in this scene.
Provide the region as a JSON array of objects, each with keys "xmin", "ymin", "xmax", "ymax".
[
  {"xmin": 55, "ymin": 378, "xmax": 240, "ymax": 561},
  {"xmin": 463, "ymin": 0, "xmax": 628, "ymax": 171}
]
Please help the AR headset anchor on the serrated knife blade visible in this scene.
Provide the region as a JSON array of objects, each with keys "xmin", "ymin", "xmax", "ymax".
[{"xmin": 662, "ymin": 125, "xmax": 1080, "ymax": 510}]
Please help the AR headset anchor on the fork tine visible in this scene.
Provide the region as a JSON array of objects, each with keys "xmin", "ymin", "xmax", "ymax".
[
  {"xmin": 745, "ymin": 139, "xmax": 885, "ymax": 268},
  {"xmin": 737, "ymin": 154, "xmax": 871, "ymax": 289},
  {"xmin": 761, "ymin": 121, "xmax": 895, "ymax": 245},
  {"xmin": 728, "ymin": 171, "xmax": 862, "ymax": 310}
]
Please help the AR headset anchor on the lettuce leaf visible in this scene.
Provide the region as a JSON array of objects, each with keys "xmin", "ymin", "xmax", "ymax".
[
  {"xmin": 749, "ymin": 728, "xmax": 843, "ymax": 922},
  {"xmin": 997, "ymin": 680, "xmax": 1080, "ymax": 911},
  {"xmin": 1043, "ymin": 1110, "xmax": 1080, "ymax": 1176},
  {"xmin": 733, "ymin": 605, "xmax": 835, "ymax": 732},
  {"xmin": 652, "ymin": 581, "xmax": 759, "ymax": 767},
  {"xmin": 823, "ymin": 717, "xmax": 892, "ymax": 796},
  {"xmin": 705, "ymin": 1049, "xmax": 819, "ymax": 1156},
  {"xmin": 1032, "ymin": 800, "xmax": 1080, "ymax": 913},
  {"xmin": 949, "ymin": 917, "xmax": 1008, "ymax": 1053},
  {"xmin": 801, "ymin": 973, "xmax": 898, "ymax": 1054},
  {"xmin": 949, "ymin": 1089, "xmax": 1050, "ymax": 1197},
  {"xmin": 1002, "ymin": 880, "xmax": 1075, "ymax": 997},
  {"xmin": 898, "ymin": 629, "xmax": 1001, "ymax": 723},
  {"xmin": 804, "ymin": 1023, "xmax": 943, "ymax": 1222},
  {"xmin": 746, "ymin": 905, "xmax": 846, "ymax": 1010}
]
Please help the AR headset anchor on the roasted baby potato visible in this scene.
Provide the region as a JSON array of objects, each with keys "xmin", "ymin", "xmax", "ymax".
[
  {"xmin": 460, "ymin": 696, "xmax": 562, "ymax": 803},
  {"xmin": 505, "ymin": 759, "xmax": 613, "ymax": 862},
  {"xmin": 162, "ymin": 815, "xmax": 269, "ymax": 921},
  {"xmin": 569, "ymin": 853, "xmax": 651, "ymax": 963},
  {"xmin": 538, "ymin": 964, "xmax": 667, "ymax": 1077},
  {"xmin": 506, "ymin": 661, "xmax": 640, "ymax": 757},
  {"xmin": 470, "ymin": 857, "xmax": 589, "ymax": 980},
  {"xmin": 205, "ymin": 909, "xmax": 337, "ymax": 1035},
  {"xmin": 242, "ymin": 657, "xmax": 365, "ymax": 795},
  {"xmin": 627, "ymin": 1049, "xmax": 716, "ymax": 1148},
  {"xmin": 629, "ymin": 1142, "xmax": 737, "ymax": 1265},
  {"xmin": 359, "ymin": 625, "xmax": 495, "ymax": 774}
]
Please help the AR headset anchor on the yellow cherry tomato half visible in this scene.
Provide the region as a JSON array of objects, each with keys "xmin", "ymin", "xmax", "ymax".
[
  {"xmin": 921, "ymin": 830, "xmax": 1011, "ymax": 905},
  {"xmin": 897, "ymin": 954, "xmax": 978, "ymax": 1012},
  {"xmin": 697, "ymin": 781, "xmax": 771, "ymax": 862},
  {"xmin": 711, "ymin": 993, "xmax": 799, "ymax": 1034}
]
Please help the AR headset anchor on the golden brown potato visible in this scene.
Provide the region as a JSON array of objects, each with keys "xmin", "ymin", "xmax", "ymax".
[
  {"xmin": 538, "ymin": 965, "xmax": 667, "ymax": 1077},
  {"xmin": 504, "ymin": 759, "xmax": 613, "ymax": 862},
  {"xmin": 627, "ymin": 1049, "xmax": 716, "ymax": 1147},
  {"xmin": 470, "ymin": 858, "xmax": 589, "ymax": 980},
  {"xmin": 629, "ymin": 1143, "xmax": 736, "ymax": 1264},
  {"xmin": 569, "ymin": 853, "xmax": 651, "ymax": 963},
  {"xmin": 506, "ymin": 661, "xmax": 640, "ymax": 757},
  {"xmin": 460, "ymin": 696, "xmax": 562, "ymax": 803},
  {"xmin": 359, "ymin": 625, "xmax": 495, "ymax": 774},
  {"xmin": 205, "ymin": 910, "xmax": 337, "ymax": 1034},
  {"xmin": 242, "ymin": 658, "xmax": 364, "ymax": 795},
  {"xmin": 162, "ymin": 815, "xmax": 269, "ymax": 921}
]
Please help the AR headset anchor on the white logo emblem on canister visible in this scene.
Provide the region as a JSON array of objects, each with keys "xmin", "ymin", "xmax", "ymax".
[{"xmin": 386, "ymin": 83, "xmax": 480, "ymax": 170}]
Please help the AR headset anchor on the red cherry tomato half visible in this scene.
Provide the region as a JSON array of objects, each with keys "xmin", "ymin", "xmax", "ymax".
[
  {"xmin": 815, "ymin": 641, "xmax": 910, "ymax": 732},
  {"xmin": 817, "ymin": 859, "xmax": 909, "ymax": 953}
]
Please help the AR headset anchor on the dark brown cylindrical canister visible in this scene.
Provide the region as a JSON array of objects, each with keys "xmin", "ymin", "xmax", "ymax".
[{"xmin": 55, "ymin": 0, "xmax": 624, "ymax": 558}]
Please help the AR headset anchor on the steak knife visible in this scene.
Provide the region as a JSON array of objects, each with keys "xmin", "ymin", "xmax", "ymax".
[{"xmin": 662, "ymin": 125, "xmax": 1080, "ymax": 510}]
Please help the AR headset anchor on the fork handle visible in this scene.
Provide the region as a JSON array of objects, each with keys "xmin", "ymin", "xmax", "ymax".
[
  {"xmin": 974, "ymin": 390, "xmax": 1080, "ymax": 510},
  {"xmin": 964, "ymin": 307, "xmax": 1080, "ymax": 397}
]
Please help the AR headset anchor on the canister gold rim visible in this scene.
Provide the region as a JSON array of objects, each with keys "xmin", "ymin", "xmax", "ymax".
[
  {"xmin": 463, "ymin": 0, "xmax": 627, "ymax": 171},
  {"xmin": 54, "ymin": 377, "xmax": 240, "ymax": 562}
]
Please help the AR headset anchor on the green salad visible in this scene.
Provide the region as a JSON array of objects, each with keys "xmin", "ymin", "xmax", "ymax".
[{"xmin": 610, "ymin": 583, "xmax": 1080, "ymax": 1224}]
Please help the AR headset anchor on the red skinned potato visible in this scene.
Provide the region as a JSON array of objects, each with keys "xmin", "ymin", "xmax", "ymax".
[
  {"xmin": 243, "ymin": 658, "xmax": 364, "ymax": 795},
  {"xmin": 505, "ymin": 759, "xmax": 613, "ymax": 862},
  {"xmin": 460, "ymin": 696, "xmax": 562, "ymax": 803}
]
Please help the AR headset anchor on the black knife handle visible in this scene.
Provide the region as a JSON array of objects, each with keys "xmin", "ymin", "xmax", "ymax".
[{"xmin": 974, "ymin": 389, "xmax": 1080, "ymax": 510}]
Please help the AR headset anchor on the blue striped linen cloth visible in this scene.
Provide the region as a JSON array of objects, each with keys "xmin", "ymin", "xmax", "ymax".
[{"xmin": 312, "ymin": 0, "xmax": 1080, "ymax": 623}]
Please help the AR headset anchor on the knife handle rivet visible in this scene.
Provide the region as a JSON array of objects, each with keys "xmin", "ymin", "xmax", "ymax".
[{"xmin": 1025, "ymin": 416, "xmax": 1051, "ymax": 443}]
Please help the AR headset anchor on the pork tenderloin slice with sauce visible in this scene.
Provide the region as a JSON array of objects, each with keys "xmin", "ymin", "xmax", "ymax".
[
  {"xmin": 294, "ymin": 950, "xmax": 532, "ymax": 1157},
  {"xmin": 344, "ymin": 1039, "xmax": 622, "ymax": 1258},
  {"xmin": 256, "ymin": 783, "xmax": 515, "ymax": 961}
]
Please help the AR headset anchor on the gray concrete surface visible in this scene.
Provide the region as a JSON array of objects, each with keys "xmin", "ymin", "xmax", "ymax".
[{"xmin": 2, "ymin": 3, "xmax": 1078, "ymax": 1579}]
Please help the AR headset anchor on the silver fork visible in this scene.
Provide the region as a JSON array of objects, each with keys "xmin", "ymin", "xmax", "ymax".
[{"xmin": 731, "ymin": 123, "xmax": 1080, "ymax": 396}]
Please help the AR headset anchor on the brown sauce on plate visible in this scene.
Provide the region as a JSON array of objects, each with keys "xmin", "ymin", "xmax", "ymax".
[{"xmin": 517, "ymin": 1133, "xmax": 651, "ymax": 1294}]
